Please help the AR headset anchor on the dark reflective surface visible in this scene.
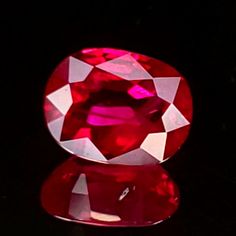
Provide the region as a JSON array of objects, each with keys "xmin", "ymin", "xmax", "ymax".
[{"xmin": 2, "ymin": 1, "xmax": 236, "ymax": 235}]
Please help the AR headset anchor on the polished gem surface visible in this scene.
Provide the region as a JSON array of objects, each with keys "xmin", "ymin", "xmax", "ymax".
[
  {"xmin": 41, "ymin": 156, "xmax": 179, "ymax": 227},
  {"xmin": 44, "ymin": 48, "xmax": 192, "ymax": 164}
]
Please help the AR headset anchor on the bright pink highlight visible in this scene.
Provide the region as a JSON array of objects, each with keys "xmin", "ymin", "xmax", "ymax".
[
  {"xmin": 128, "ymin": 84, "xmax": 154, "ymax": 99},
  {"xmin": 87, "ymin": 106, "xmax": 137, "ymax": 126}
]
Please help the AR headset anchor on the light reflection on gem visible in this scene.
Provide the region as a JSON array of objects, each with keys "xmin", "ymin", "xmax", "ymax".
[
  {"xmin": 118, "ymin": 187, "xmax": 130, "ymax": 201},
  {"xmin": 90, "ymin": 211, "xmax": 121, "ymax": 222},
  {"xmin": 128, "ymin": 84, "xmax": 154, "ymax": 99}
]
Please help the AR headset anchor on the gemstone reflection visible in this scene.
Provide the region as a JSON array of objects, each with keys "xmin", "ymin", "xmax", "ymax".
[{"xmin": 41, "ymin": 156, "xmax": 179, "ymax": 227}]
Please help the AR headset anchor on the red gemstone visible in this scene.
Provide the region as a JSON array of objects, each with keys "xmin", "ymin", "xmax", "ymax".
[
  {"xmin": 44, "ymin": 48, "xmax": 192, "ymax": 164},
  {"xmin": 41, "ymin": 156, "xmax": 179, "ymax": 227}
]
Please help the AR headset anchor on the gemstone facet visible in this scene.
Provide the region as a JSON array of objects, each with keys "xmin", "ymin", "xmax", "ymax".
[
  {"xmin": 41, "ymin": 156, "xmax": 179, "ymax": 227},
  {"xmin": 44, "ymin": 48, "xmax": 192, "ymax": 165}
]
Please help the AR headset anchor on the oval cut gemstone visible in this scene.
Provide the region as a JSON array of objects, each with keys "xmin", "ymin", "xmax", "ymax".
[
  {"xmin": 44, "ymin": 48, "xmax": 192, "ymax": 165},
  {"xmin": 41, "ymin": 156, "xmax": 179, "ymax": 227}
]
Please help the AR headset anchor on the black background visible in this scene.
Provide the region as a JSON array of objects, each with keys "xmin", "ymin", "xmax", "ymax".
[{"xmin": 1, "ymin": 1, "xmax": 236, "ymax": 235}]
